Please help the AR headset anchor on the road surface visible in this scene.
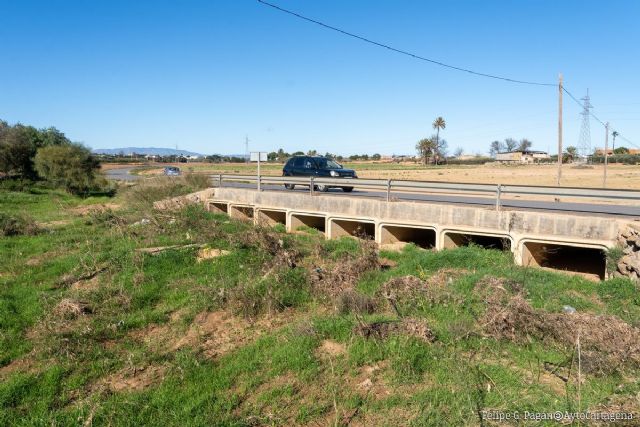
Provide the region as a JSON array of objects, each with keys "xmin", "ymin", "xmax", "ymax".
[{"xmin": 217, "ymin": 181, "xmax": 640, "ymax": 218}]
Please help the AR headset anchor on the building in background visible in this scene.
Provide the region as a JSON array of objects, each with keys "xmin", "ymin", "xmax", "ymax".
[{"xmin": 496, "ymin": 150, "xmax": 550, "ymax": 164}]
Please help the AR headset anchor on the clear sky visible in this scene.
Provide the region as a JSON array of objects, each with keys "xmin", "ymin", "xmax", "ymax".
[{"xmin": 1, "ymin": 0, "xmax": 638, "ymax": 156}]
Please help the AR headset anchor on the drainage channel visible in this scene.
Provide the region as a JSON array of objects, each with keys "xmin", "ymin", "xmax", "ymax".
[
  {"xmin": 208, "ymin": 202, "xmax": 228, "ymax": 214},
  {"xmin": 380, "ymin": 224, "xmax": 436, "ymax": 249},
  {"xmin": 522, "ymin": 241, "xmax": 607, "ymax": 280},
  {"xmin": 228, "ymin": 205, "xmax": 254, "ymax": 221},
  {"xmin": 289, "ymin": 213, "xmax": 326, "ymax": 233},
  {"xmin": 329, "ymin": 219, "xmax": 375, "ymax": 240},
  {"xmin": 256, "ymin": 209, "xmax": 286, "ymax": 227},
  {"xmin": 443, "ymin": 231, "xmax": 511, "ymax": 250}
]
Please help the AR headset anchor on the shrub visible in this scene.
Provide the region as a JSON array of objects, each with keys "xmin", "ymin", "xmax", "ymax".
[
  {"xmin": 34, "ymin": 144, "xmax": 100, "ymax": 194},
  {"xmin": 0, "ymin": 212, "xmax": 39, "ymax": 236},
  {"xmin": 182, "ymin": 173, "xmax": 211, "ymax": 190}
]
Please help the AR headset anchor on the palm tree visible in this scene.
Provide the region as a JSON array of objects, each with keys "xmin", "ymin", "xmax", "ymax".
[
  {"xmin": 612, "ymin": 131, "xmax": 619, "ymax": 151},
  {"xmin": 416, "ymin": 138, "xmax": 435, "ymax": 165},
  {"xmin": 432, "ymin": 117, "xmax": 446, "ymax": 165}
]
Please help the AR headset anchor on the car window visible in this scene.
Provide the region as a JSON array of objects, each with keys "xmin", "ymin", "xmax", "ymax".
[
  {"xmin": 303, "ymin": 158, "xmax": 315, "ymax": 169},
  {"xmin": 293, "ymin": 157, "xmax": 304, "ymax": 168},
  {"xmin": 314, "ymin": 158, "xmax": 342, "ymax": 169},
  {"xmin": 285, "ymin": 158, "xmax": 295, "ymax": 168}
]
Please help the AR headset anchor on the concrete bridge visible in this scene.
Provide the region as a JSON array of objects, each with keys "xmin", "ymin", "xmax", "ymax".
[{"xmin": 207, "ymin": 187, "xmax": 637, "ymax": 280}]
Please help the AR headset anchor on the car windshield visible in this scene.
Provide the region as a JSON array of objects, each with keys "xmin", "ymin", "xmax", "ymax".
[{"xmin": 314, "ymin": 158, "xmax": 342, "ymax": 169}]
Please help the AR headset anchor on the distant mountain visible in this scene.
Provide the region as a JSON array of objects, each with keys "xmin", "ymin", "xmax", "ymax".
[{"xmin": 93, "ymin": 147, "xmax": 203, "ymax": 157}]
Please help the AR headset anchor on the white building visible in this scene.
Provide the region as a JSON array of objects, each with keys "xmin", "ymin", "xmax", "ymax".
[{"xmin": 496, "ymin": 150, "xmax": 550, "ymax": 164}]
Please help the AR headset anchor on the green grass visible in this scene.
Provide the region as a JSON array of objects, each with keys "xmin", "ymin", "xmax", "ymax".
[{"xmin": 1, "ymin": 187, "xmax": 639, "ymax": 425}]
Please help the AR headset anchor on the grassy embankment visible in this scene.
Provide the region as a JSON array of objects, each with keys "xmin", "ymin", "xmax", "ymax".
[{"xmin": 1, "ymin": 177, "xmax": 639, "ymax": 425}]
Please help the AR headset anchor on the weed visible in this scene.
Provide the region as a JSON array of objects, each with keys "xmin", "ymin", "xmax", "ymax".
[
  {"xmin": 0, "ymin": 212, "xmax": 39, "ymax": 236},
  {"xmin": 606, "ymin": 245, "xmax": 625, "ymax": 274}
]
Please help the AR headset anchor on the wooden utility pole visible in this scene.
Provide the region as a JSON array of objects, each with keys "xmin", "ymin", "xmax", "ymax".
[
  {"xmin": 557, "ymin": 74, "xmax": 563, "ymax": 186},
  {"xmin": 603, "ymin": 122, "xmax": 609, "ymax": 188}
]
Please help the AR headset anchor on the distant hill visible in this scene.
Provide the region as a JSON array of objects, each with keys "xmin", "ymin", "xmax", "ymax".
[{"xmin": 93, "ymin": 147, "xmax": 204, "ymax": 157}]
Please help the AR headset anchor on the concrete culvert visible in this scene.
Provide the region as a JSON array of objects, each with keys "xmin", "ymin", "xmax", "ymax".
[
  {"xmin": 522, "ymin": 241, "xmax": 607, "ymax": 280},
  {"xmin": 380, "ymin": 225, "xmax": 436, "ymax": 249},
  {"xmin": 208, "ymin": 202, "xmax": 228, "ymax": 214},
  {"xmin": 443, "ymin": 232, "xmax": 511, "ymax": 250},
  {"xmin": 256, "ymin": 209, "xmax": 286, "ymax": 227},
  {"xmin": 290, "ymin": 213, "xmax": 326, "ymax": 233},
  {"xmin": 330, "ymin": 219, "xmax": 375, "ymax": 240},
  {"xmin": 229, "ymin": 205, "xmax": 254, "ymax": 221}
]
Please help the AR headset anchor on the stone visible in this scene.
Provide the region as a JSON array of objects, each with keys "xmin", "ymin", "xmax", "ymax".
[{"xmin": 627, "ymin": 255, "xmax": 640, "ymax": 274}]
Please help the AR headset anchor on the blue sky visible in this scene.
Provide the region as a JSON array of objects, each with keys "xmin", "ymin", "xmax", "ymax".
[{"xmin": 1, "ymin": 0, "xmax": 638, "ymax": 156}]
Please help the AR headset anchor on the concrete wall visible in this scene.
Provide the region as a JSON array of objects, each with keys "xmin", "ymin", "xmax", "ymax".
[{"xmin": 208, "ymin": 188, "xmax": 631, "ymax": 278}]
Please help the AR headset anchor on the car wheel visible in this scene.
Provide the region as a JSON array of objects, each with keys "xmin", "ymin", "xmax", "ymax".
[
  {"xmin": 342, "ymin": 187, "xmax": 353, "ymax": 192},
  {"xmin": 284, "ymin": 183, "xmax": 295, "ymax": 190},
  {"xmin": 315, "ymin": 184, "xmax": 329, "ymax": 192}
]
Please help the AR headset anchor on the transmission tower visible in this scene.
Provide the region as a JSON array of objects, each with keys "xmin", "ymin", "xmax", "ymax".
[{"xmin": 576, "ymin": 90, "xmax": 593, "ymax": 160}]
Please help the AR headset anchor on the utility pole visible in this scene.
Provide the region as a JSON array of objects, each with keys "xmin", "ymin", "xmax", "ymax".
[
  {"xmin": 603, "ymin": 122, "xmax": 609, "ymax": 188},
  {"xmin": 557, "ymin": 73, "xmax": 563, "ymax": 186}
]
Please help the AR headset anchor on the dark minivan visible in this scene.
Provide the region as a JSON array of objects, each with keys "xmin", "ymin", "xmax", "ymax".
[{"xmin": 282, "ymin": 156, "xmax": 357, "ymax": 192}]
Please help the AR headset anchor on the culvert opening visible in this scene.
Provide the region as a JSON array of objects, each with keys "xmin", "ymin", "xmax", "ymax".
[
  {"xmin": 256, "ymin": 209, "xmax": 286, "ymax": 227},
  {"xmin": 330, "ymin": 219, "xmax": 375, "ymax": 240},
  {"xmin": 229, "ymin": 205, "xmax": 254, "ymax": 221},
  {"xmin": 290, "ymin": 214, "xmax": 326, "ymax": 233},
  {"xmin": 209, "ymin": 202, "xmax": 228, "ymax": 214},
  {"xmin": 444, "ymin": 232, "xmax": 511, "ymax": 250},
  {"xmin": 522, "ymin": 241, "xmax": 606, "ymax": 280},
  {"xmin": 380, "ymin": 225, "xmax": 436, "ymax": 249}
]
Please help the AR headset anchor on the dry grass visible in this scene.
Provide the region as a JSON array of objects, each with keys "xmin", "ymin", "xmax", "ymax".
[{"xmin": 479, "ymin": 277, "xmax": 640, "ymax": 374}]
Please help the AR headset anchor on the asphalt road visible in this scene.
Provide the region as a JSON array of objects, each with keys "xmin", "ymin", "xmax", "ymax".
[{"xmin": 218, "ymin": 182, "xmax": 640, "ymax": 218}]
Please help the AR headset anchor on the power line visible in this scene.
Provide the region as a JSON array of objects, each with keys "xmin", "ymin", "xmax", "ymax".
[
  {"xmin": 258, "ymin": 1, "xmax": 638, "ymax": 148},
  {"xmin": 617, "ymin": 134, "xmax": 640, "ymax": 149},
  {"xmin": 563, "ymin": 87, "xmax": 639, "ymax": 149},
  {"xmin": 257, "ymin": 0, "xmax": 556, "ymax": 87}
]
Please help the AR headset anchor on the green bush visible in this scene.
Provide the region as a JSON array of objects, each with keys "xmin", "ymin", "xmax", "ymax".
[{"xmin": 34, "ymin": 144, "xmax": 101, "ymax": 194}]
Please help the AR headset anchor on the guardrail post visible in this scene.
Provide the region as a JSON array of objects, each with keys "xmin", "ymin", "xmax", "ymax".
[
  {"xmin": 496, "ymin": 184, "xmax": 502, "ymax": 211},
  {"xmin": 386, "ymin": 179, "xmax": 391, "ymax": 202},
  {"xmin": 218, "ymin": 174, "xmax": 223, "ymax": 188},
  {"xmin": 258, "ymin": 175, "xmax": 262, "ymax": 192},
  {"xmin": 310, "ymin": 176, "xmax": 315, "ymax": 196}
]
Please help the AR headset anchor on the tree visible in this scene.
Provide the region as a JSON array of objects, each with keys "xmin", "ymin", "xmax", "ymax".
[
  {"xmin": 612, "ymin": 131, "xmax": 619, "ymax": 151},
  {"xmin": 504, "ymin": 138, "xmax": 518, "ymax": 152},
  {"xmin": 276, "ymin": 148, "xmax": 289, "ymax": 162},
  {"xmin": 614, "ymin": 146, "xmax": 629, "ymax": 155},
  {"xmin": 372, "ymin": 153, "xmax": 381, "ymax": 160},
  {"xmin": 0, "ymin": 122, "xmax": 73, "ymax": 179},
  {"xmin": 267, "ymin": 151, "xmax": 278, "ymax": 161},
  {"xmin": 454, "ymin": 147, "xmax": 464, "ymax": 157},
  {"xmin": 436, "ymin": 139, "xmax": 448, "ymax": 161},
  {"xmin": 0, "ymin": 125, "xmax": 38, "ymax": 178},
  {"xmin": 34, "ymin": 144, "xmax": 100, "ymax": 194},
  {"xmin": 307, "ymin": 149, "xmax": 317, "ymax": 156},
  {"xmin": 432, "ymin": 117, "xmax": 446, "ymax": 165},
  {"xmin": 489, "ymin": 140, "xmax": 504, "ymax": 157},
  {"xmin": 566, "ymin": 146, "xmax": 577, "ymax": 161},
  {"xmin": 416, "ymin": 138, "xmax": 435, "ymax": 165},
  {"xmin": 518, "ymin": 138, "xmax": 532, "ymax": 152}
]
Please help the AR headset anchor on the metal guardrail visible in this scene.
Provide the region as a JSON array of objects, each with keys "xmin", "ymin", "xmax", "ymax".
[{"xmin": 211, "ymin": 174, "xmax": 640, "ymax": 211}]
